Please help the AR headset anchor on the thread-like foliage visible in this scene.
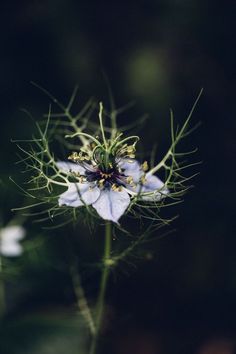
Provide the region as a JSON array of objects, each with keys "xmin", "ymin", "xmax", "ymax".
[{"xmin": 12, "ymin": 86, "xmax": 202, "ymax": 265}]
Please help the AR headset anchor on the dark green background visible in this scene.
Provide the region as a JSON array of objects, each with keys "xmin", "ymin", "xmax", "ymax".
[{"xmin": 0, "ymin": 1, "xmax": 235, "ymax": 353}]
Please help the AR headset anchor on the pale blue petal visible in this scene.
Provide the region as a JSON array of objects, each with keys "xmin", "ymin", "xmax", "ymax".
[
  {"xmin": 56, "ymin": 161, "xmax": 85, "ymax": 175},
  {"xmin": 119, "ymin": 158, "xmax": 140, "ymax": 171},
  {"xmin": 140, "ymin": 175, "xmax": 168, "ymax": 201},
  {"xmin": 142, "ymin": 175, "xmax": 165, "ymax": 191},
  {"xmin": 92, "ymin": 189, "xmax": 130, "ymax": 223},
  {"xmin": 119, "ymin": 159, "xmax": 143, "ymax": 183},
  {"xmin": 58, "ymin": 183, "xmax": 100, "ymax": 207}
]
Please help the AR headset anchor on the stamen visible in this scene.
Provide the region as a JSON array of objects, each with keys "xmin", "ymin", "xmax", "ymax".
[
  {"xmin": 111, "ymin": 184, "xmax": 123, "ymax": 192},
  {"xmin": 98, "ymin": 179, "xmax": 105, "ymax": 187},
  {"xmin": 71, "ymin": 171, "xmax": 80, "ymax": 177},
  {"xmin": 100, "ymin": 172, "xmax": 113, "ymax": 179},
  {"xmin": 78, "ymin": 176, "xmax": 87, "ymax": 183},
  {"xmin": 126, "ymin": 176, "xmax": 134, "ymax": 186},
  {"xmin": 142, "ymin": 161, "xmax": 149, "ymax": 172},
  {"xmin": 140, "ymin": 175, "xmax": 147, "ymax": 185},
  {"xmin": 68, "ymin": 151, "xmax": 90, "ymax": 162},
  {"xmin": 126, "ymin": 145, "xmax": 136, "ymax": 153}
]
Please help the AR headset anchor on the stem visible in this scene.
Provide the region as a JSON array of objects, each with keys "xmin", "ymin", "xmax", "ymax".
[
  {"xmin": 70, "ymin": 264, "xmax": 96, "ymax": 335},
  {"xmin": 99, "ymin": 102, "xmax": 108, "ymax": 150},
  {"xmin": 0, "ymin": 256, "xmax": 6, "ymax": 319},
  {"xmin": 90, "ymin": 222, "xmax": 112, "ymax": 354},
  {"xmin": 65, "ymin": 132, "xmax": 101, "ymax": 147}
]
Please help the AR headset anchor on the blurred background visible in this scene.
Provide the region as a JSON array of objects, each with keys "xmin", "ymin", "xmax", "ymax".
[{"xmin": 0, "ymin": 0, "xmax": 235, "ymax": 353}]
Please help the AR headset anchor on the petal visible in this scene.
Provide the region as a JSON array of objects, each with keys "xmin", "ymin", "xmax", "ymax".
[
  {"xmin": 56, "ymin": 161, "xmax": 85, "ymax": 175},
  {"xmin": 0, "ymin": 241, "xmax": 23, "ymax": 257},
  {"xmin": 58, "ymin": 183, "xmax": 100, "ymax": 207},
  {"xmin": 140, "ymin": 175, "xmax": 168, "ymax": 201},
  {"xmin": 143, "ymin": 175, "xmax": 165, "ymax": 191},
  {"xmin": 119, "ymin": 159, "xmax": 143, "ymax": 183},
  {"xmin": 119, "ymin": 158, "xmax": 140, "ymax": 171},
  {"xmin": 0, "ymin": 225, "xmax": 25, "ymax": 257},
  {"xmin": 92, "ymin": 189, "xmax": 130, "ymax": 223},
  {"xmin": 0, "ymin": 225, "xmax": 25, "ymax": 242}
]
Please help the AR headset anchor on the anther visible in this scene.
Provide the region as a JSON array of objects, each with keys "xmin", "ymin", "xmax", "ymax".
[{"xmin": 142, "ymin": 161, "xmax": 149, "ymax": 172}]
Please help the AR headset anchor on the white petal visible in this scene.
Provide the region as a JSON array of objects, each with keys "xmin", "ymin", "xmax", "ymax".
[
  {"xmin": 0, "ymin": 225, "xmax": 25, "ymax": 257},
  {"xmin": 92, "ymin": 189, "xmax": 130, "ymax": 223},
  {"xmin": 56, "ymin": 161, "xmax": 85, "ymax": 175},
  {"xmin": 0, "ymin": 225, "xmax": 25, "ymax": 242},
  {"xmin": 58, "ymin": 183, "xmax": 100, "ymax": 207},
  {"xmin": 0, "ymin": 242, "xmax": 23, "ymax": 257},
  {"xmin": 119, "ymin": 159, "xmax": 143, "ymax": 183}
]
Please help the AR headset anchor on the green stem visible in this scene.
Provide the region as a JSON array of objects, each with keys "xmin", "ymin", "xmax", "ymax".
[
  {"xmin": 0, "ymin": 256, "xmax": 6, "ymax": 319},
  {"xmin": 99, "ymin": 102, "xmax": 108, "ymax": 150},
  {"xmin": 89, "ymin": 222, "xmax": 112, "ymax": 354},
  {"xmin": 70, "ymin": 264, "xmax": 96, "ymax": 336},
  {"xmin": 65, "ymin": 233, "xmax": 96, "ymax": 337}
]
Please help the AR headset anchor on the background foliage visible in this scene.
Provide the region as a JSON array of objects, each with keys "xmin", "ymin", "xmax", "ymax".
[{"xmin": 0, "ymin": 1, "xmax": 235, "ymax": 353}]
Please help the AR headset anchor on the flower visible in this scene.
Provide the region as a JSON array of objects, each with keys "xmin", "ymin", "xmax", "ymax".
[
  {"xmin": 50, "ymin": 102, "xmax": 169, "ymax": 223},
  {"xmin": 0, "ymin": 225, "xmax": 25, "ymax": 257},
  {"xmin": 56, "ymin": 151, "xmax": 168, "ymax": 223}
]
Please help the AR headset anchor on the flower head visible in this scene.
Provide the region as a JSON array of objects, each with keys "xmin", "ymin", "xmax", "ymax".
[
  {"xmin": 56, "ymin": 116, "xmax": 168, "ymax": 223},
  {"xmin": 0, "ymin": 225, "xmax": 25, "ymax": 257},
  {"xmin": 14, "ymin": 89, "xmax": 201, "ymax": 228}
]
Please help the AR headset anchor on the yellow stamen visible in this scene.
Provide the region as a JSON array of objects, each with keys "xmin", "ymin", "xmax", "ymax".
[
  {"xmin": 71, "ymin": 171, "xmax": 80, "ymax": 177},
  {"xmin": 140, "ymin": 175, "xmax": 147, "ymax": 185},
  {"xmin": 142, "ymin": 161, "xmax": 149, "ymax": 172},
  {"xmin": 100, "ymin": 172, "xmax": 113, "ymax": 179},
  {"xmin": 78, "ymin": 176, "xmax": 86, "ymax": 183},
  {"xmin": 126, "ymin": 176, "xmax": 134, "ymax": 185},
  {"xmin": 111, "ymin": 184, "xmax": 117, "ymax": 191},
  {"xmin": 111, "ymin": 184, "xmax": 123, "ymax": 192},
  {"xmin": 126, "ymin": 145, "xmax": 136, "ymax": 153},
  {"xmin": 98, "ymin": 179, "xmax": 105, "ymax": 187},
  {"xmin": 68, "ymin": 151, "xmax": 90, "ymax": 162}
]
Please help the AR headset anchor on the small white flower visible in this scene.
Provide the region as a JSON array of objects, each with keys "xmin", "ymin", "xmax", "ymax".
[
  {"xmin": 0, "ymin": 225, "xmax": 25, "ymax": 257},
  {"xmin": 56, "ymin": 158, "xmax": 168, "ymax": 223}
]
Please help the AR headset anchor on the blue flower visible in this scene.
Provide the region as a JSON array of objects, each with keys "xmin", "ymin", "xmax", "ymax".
[{"xmin": 56, "ymin": 158, "xmax": 168, "ymax": 223}]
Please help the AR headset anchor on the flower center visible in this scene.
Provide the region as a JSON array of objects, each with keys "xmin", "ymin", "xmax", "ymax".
[
  {"xmin": 83, "ymin": 165, "xmax": 125, "ymax": 190},
  {"xmin": 100, "ymin": 171, "xmax": 114, "ymax": 179},
  {"xmin": 68, "ymin": 149, "xmax": 136, "ymax": 191}
]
